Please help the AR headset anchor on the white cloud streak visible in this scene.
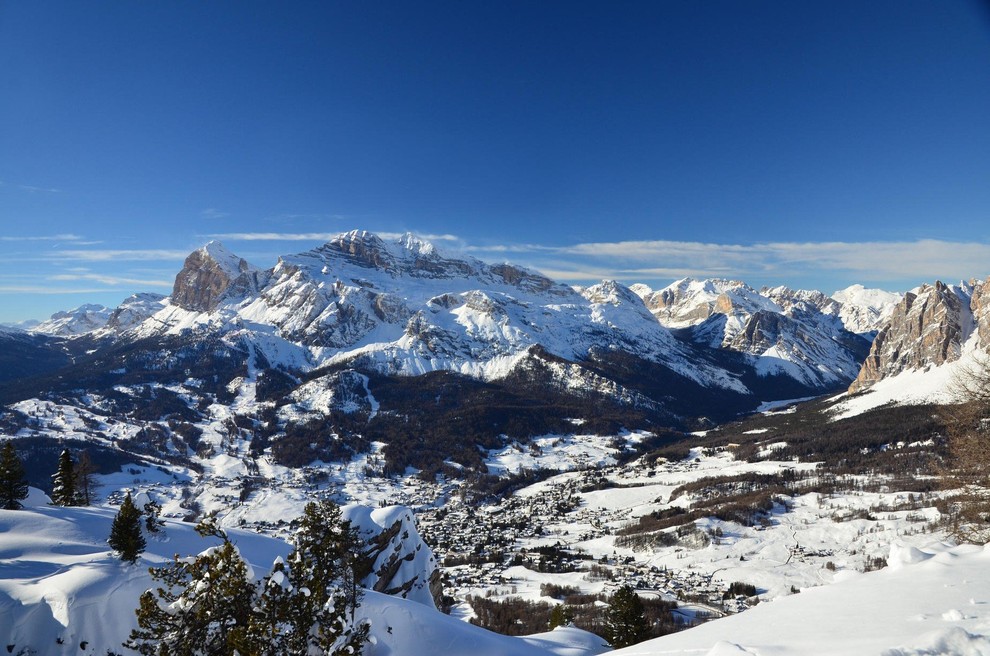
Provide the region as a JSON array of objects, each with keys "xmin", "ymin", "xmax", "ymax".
[
  {"xmin": 0, "ymin": 234, "xmax": 85, "ymax": 242},
  {"xmin": 375, "ymin": 232, "xmax": 462, "ymax": 243},
  {"xmin": 17, "ymin": 184, "xmax": 63, "ymax": 194},
  {"xmin": 48, "ymin": 273, "xmax": 172, "ymax": 288},
  {"xmin": 206, "ymin": 232, "xmax": 340, "ymax": 241},
  {"xmin": 0, "ymin": 285, "xmax": 120, "ymax": 295},
  {"xmin": 469, "ymin": 238, "xmax": 990, "ymax": 288},
  {"xmin": 48, "ymin": 249, "xmax": 190, "ymax": 262}
]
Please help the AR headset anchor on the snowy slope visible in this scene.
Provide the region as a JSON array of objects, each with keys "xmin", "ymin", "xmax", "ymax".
[
  {"xmin": 615, "ymin": 542, "xmax": 990, "ymax": 656},
  {"xmin": 830, "ymin": 330, "xmax": 989, "ymax": 420},
  {"xmin": 0, "ymin": 497, "xmax": 606, "ymax": 656}
]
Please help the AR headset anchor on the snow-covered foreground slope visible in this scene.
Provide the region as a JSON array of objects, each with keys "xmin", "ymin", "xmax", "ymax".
[
  {"xmin": 616, "ymin": 542, "xmax": 990, "ymax": 656},
  {"xmin": 0, "ymin": 497, "xmax": 606, "ymax": 656}
]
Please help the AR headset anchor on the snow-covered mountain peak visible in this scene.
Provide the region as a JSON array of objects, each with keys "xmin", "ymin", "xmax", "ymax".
[
  {"xmin": 395, "ymin": 231, "xmax": 438, "ymax": 258},
  {"xmin": 172, "ymin": 242, "xmax": 265, "ymax": 312},
  {"xmin": 200, "ymin": 240, "xmax": 254, "ymax": 278},
  {"xmin": 321, "ymin": 229, "xmax": 399, "ymax": 272},
  {"xmin": 31, "ymin": 303, "xmax": 113, "ymax": 336},
  {"xmin": 831, "ymin": 284, "xmax": 901, "ymax": 308},
  {"xmin": 104, "ymin": 293, "xmax": 167, "ymax": 333},
  {"xmin": 829, "ymin": 284, "xmax": 902, "ymax": 336},
  {"xmin": 582, "ymin": 279, "xmax": 643, "ymax": 307},
  {"xmin": 762, "ymin": 285, "xmax": 836, "ymax": 311}
]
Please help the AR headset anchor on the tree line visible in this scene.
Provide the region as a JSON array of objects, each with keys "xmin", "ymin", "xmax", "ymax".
[{"xmin": 0, "ymin": 441, "xmax": 100, "ymax": 510}]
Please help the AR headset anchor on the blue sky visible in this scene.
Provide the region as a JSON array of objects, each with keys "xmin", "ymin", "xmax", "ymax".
[{"xmin": 1, "ymin": 1, "xmax": 988, "ymax": 323}]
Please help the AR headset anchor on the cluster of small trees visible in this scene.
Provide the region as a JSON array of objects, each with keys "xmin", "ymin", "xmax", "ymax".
[
  {"xmin": 469, "ymin": 583, "xmax": 672, "ymax": 648},
  {"xmin": 51, "ymin": 447, "xmax": 99, "ymax": 506},
  {"xmin": 0, "ymin": 442, "xmax": 100, "ymax": 510},
  {"xmin": 125, "ymin": 500, "xmax": 368, "ymax": 656}
]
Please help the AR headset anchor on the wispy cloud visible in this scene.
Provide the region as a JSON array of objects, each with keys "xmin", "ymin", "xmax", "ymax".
[
  {"xmin": 0, "ymin": 234, "xmax": 85, "ymax": 242},
  {"xmin": 464, "ymin": 243, "xmax": 558, "ymax": 254},
  {"xmin": 47, "ymin": 249, "xmax": 190, "ymax": 262},
  {"xmin": 0, "ymin": 285, "xmax": 119, "ymax": 295},
  {"xmin": 48, "ymin": 273, "xmax": 172, "ymax": 288},
  {"xmin": 17, "ymin": 184, "xmax": 63, "ymax": 194},
  {"xmin": 200, "ymin": 208, "xmax": 230, "ymax": 219},
  {"xmin": 376, "ymin": 232, "xmax": 462, "ymax": 243},
  {"xmin": 206, "ymin": 232, "xmax": 341, "ymax": 242},
  {"xmin": 466, "ymin": 238, "xmax": 990, "ymax": 290}
]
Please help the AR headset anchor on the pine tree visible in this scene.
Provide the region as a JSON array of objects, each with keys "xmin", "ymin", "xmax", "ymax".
[
  {"xmin": 0, "ymin": 441, "xmax": 29, "ymax": 510},
  {"xmin": 125, "ymin": 505, "xmax": 370, "ymax": 655},
  {"xmin": 108, "ymin": 492, "xmax": 146, "ymax": 562},
  {"xmin": 51, "ymin": 449, "xmax": 77, "ymax": 506},
  {"xmin": 548, "ymin": 603, "xmax": 574, "ymax": 629},
  {"xmin": 605, "ymin": 585, "xmax": 650, "ymax": 648},
  {"xmin": 142, "ymin": 499, "xmax": 164, "ymax": 534},
  {"xmin": 126, "ymin": 520, "xmax": 256, "ymax": 656},
  {"xmin": 256, "ymin": 500, "xmax": 369, "ymax": 655}
]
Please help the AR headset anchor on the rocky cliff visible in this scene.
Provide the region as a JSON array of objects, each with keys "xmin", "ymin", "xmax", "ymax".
[
  {"xmin": 848, "ymin": 280, "xmax": 978, "ymax": 393},
  {"xmin": 171, "ymin": 241, "xmax": 266, "ymax": 312}
]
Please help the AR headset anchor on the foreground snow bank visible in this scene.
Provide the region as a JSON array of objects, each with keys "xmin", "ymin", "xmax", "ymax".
[
  {"xmin": 361, "ymin": 590, "xmax": 607, "ymax": 656},
  {"xmin": 615, "ymin": 542, "xmax": 990, "ymax": 655},
  {"xmin": 0, "ymin": 505, "xmax": 606, "ymax": 656}
]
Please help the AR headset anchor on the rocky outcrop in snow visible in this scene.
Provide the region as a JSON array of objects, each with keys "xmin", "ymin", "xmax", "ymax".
[
  {"xmin": 344, "ymin": 504, "xmax": 442, "ymax": 608},
  {"xmin": 849, "ymin": 281, "xmax": 975, "ymax": 393}
]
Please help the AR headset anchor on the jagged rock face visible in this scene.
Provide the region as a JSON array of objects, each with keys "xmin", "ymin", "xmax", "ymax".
[
  {"xmin": 849, "ymin": 281, "xmax": 968, "ymax": 393},
  {"xmin": 345, "ymin": 505, "xmax": 441, "ymax": 609},
  {"xmin": 970, "ymin": 277, "xmax": 990, "ymax": 351},
  {"xmin": 171, "ymin": 243, "xmax": 261, "ymax": 312},
  {"xmin": 320, "ymin": 230, "xmax": 477, "ymax": 280},
  {"xmin": 727, "ymin": 310, "xmax": 785, "ymax": 353}
]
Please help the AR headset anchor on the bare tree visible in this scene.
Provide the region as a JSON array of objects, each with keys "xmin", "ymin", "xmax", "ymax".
[
  {"xmin": 75, "ymin": 450, "xmax": 100, "ymax": 506},
  {"xmin": 943, "ymin": 351, "xmax": 990, "ymax": 543}
]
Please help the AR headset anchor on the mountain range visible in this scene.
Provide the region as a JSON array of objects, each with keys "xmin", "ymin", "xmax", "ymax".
[{"xmin": 1, "ymin": 230, "xmax": 986, "ymax": 481}]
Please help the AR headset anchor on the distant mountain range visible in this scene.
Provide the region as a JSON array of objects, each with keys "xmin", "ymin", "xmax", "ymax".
[{"xmin": 1, "ymin": 230, "xmax": 986, "ymax": 478}]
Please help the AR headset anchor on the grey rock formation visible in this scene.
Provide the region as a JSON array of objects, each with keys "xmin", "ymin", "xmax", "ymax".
[
  {"xmin": 171, "ymin": 242, "xmax": 263, "ymax": 312},
  {"xmin": 849, "ymin": 281, "xmax": 969, "ymax": 393}
]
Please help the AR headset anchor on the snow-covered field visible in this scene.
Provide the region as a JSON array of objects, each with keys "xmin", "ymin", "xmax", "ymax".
[{"xmin": 618, "ymin": 542, "xmax": 990, "ymax": 656}]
